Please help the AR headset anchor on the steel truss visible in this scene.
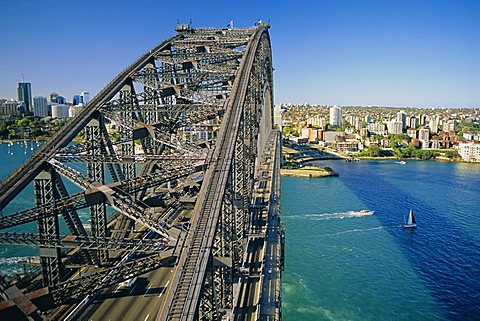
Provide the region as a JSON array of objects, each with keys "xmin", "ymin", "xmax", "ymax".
[{"xmin": 0, "ymin": 24, "xmax": 274, "ymax": 321}]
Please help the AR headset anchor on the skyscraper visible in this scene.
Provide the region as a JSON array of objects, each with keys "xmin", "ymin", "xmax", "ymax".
[
  {"xmin": 33, "ymin": 96, "xmax": 49, "ymax": 117},
  {"xmin": 17, "ymin": 82, "xmax": 32, "ymax": 112},
  {"xmin": 329, "ymin": 105, "xmax": 342, "ymax": 127}
]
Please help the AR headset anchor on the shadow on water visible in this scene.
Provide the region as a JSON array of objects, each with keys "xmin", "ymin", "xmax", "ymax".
[{"xmin": 319, "ymin": 160, "xmax": 480, "ymax": 320}]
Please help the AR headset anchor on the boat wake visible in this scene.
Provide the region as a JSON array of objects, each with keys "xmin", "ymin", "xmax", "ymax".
[
  {"xmin": 287, "ymin": 210, "xmax": 374, "ymax": 221},
  {"xmin": 317, "ymin": 226, "xmax": 384, "ymax": 237}
]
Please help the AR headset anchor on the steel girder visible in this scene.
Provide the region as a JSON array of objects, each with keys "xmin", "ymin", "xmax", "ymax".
[
  {"xmin": 0, "ymin": 24, "xmax": 273, "ymax": 320},
  {"xmin": 162, "ymin": 25, "xmax": 273, "ymax": 321}
]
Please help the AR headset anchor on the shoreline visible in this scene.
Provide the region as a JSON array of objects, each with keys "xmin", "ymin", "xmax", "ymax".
[{"xmin": 280, "ymin": 166, "xmax": 339, "ymax": 178}]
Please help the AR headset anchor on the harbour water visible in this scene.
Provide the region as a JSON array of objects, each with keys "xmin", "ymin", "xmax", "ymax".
[
  {"xmin": 1, "ymin": 142, "xmax": 480, "ymax": 320},
  {"xmin": 282, "ymin": 159, "xmax": 480, "ymax": 321}
]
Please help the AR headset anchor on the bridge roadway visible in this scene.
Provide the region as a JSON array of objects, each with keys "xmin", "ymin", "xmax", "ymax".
[
  {"xmin": 234, "ymin": 130, "xmax": 281, "ymax": 321},
  {"xmin": 0, "ymin": 34, "xmax": 180, "ymax": 210},
  {"xmin": 76, "ymin": 130, "xmax": 281, "ymax": 321}
]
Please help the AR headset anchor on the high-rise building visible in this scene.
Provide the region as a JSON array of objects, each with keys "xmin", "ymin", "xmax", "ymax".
[
  {"xmin": 81, "ymin": 91, "xmax": 90, "ymax": 104},
  {"xmin": 329, "ymin": 105, "xmax": 342, "ymax": 127},
  {"xmin": 51, "ymin": 104, "xmax": 69, "ymax": 118},
  {"xmin": 17, "ymin": 82, "xmax": 32, "ymax": 112},
  {"xmin": 409, "ymin": 116, "xmax": 418, "ymax": 129},
  {"xmin": 3, "ymin": 100, "xmax": 19, "ymax": 115},
  {"xmin": 396, "ymin": 111, "xmax": 406, "ymax": 130},
  {"xmin": 418, "ymin": 128, "xmax": 430, "ymax": 141},
  {"xmin": 33, "ymin": 96, "xmax": 49, "ymax": 117},
  {"xmin": 429, "ymin": 116, "xmax": 441, "ymax": 133},
  {"xmin": 388, "ymin": 120, "xmax": 403, "ymax": 134}
]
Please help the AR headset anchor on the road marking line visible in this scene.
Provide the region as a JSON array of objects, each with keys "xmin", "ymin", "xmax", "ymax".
[
  {"xmin": 144, "ymin": 314, "xmax": 150, "ymax": 321},
  {"xmin": 144, "ymin": 285, "xmax": 152, "ymax": 296},
  {"xmin": 158, "ymin": 280, "xmax": 170, "ymax": 298},
  {"xmin": 129, "ymin": 284, "xmax": 137, "ymax": 294}
]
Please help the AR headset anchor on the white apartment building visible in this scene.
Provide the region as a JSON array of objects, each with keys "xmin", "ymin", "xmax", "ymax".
[
  {"xmin": 329, "ymin": 105, "xmax": 342, "ymax": 127},
  {"xmin": 33, "ymin": 96, "xmax": 48, "ymax": 117},
  {"xmin": 458, "ymin": 142, "xmax": 480, "ymax": 162},
  {"xmin": 418, "ymin": 128, "xmax": 430, "ymax": 141},
  {"xmin": 51, "ymin": 104, "xmax": 69, "ymax": 118},
  {"xmin": 388, "ymin": 120, "xmax": 403, "ymax": 134},
  {"xmin": 366, "ymin": 123, "xmax": 386, "ymax": 136},
  {"xmin": 443, "ymin": 120, "xmax": 456, "ymax": 132}
]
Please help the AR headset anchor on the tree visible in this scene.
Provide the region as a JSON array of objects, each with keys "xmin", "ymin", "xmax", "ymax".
[
  {"xmin": 282, "ymin": 126, "xmax": 294, "ymax": 136},
  {"xmin": 368, "ymin": 145, "xmax": 381, "ymax": 157}
]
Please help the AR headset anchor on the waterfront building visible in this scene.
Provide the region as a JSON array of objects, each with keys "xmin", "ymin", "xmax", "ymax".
[
  {"xmin": 33, "ymin": 96, "xmax": 49, "ymax": 117},
  {"xmin": 330, "ymin": 141, "xmax": 358, "ymax": 153},
  {"xmin": 388, "ymin": 120, "xmax": 403, "ymax": 134},
  {"xmin": 323, "ymin": 131, "xmax": 343, "ymax": 143},
  {"xmin": 458, "ymin": 142, "xmax": 480, "ymax": 162},
  {"xmin": 329, "ymin": 105, "xmax": 342, "ymax": 127},
  {"xmin": 17, "ymin": 82, "xmax": 32, "ymax": 112},
  {"xmin": 51, "ymin": 104, "xmax": 69, "ymax": 118}
]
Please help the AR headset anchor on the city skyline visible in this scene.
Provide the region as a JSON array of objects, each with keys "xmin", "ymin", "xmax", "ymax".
[{"xmin": 1, "ymin": 0, "xmax": 479, "ymax": 108}]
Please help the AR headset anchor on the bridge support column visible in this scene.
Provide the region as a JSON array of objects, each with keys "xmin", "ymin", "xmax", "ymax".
[
  {"xmin": 34, "ymin": 169, "xmax": 62, "ymax": 288},
  {"xmin": 119, "ymin": 81, "xmax": 137, "ymax": 179},
  {"xmin": 85, "ymin": 116, "xmax": 108, "ymax": 265}
]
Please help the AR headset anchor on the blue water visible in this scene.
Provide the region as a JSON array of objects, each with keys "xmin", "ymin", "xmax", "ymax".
[
  {"xmin": 2, "ymin": 143, "xmax": 480, "ymax": 320},
  {"xmin": 282, "ymin": 159, "xmax": 480, "ymax": 321},
  {"xmin": 0, "ymin": 141, "xmax": 90, "ymax": 276}
]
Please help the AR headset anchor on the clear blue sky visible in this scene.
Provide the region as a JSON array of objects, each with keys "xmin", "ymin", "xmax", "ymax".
[{"xmin": 1, "ymin": 0, "xmax": 479, "ymax": 107}]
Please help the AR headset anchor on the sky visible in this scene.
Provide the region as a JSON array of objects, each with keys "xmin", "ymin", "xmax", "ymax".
[{"xmin": 0, "ymin": 0, "xmax": 479, "ymax": 108}]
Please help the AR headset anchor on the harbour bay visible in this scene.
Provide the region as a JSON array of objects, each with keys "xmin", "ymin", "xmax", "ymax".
[
  {"xmin": 2, "ymin": 142, "xmax": 480, "ymax": 320},
  {"xmin": 282, "ymin": 159, "xmax": 480, "ymax": 321}
]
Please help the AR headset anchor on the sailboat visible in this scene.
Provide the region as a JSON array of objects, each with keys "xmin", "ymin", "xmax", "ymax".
[{"xmin": 404, "ymin": 209, "xmax": 417, "ymax": 228}]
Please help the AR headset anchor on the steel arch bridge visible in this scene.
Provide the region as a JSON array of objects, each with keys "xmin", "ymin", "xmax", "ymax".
[{"xmin": 0, "ymin": 23, "xmax": 281, "ymax": 321}]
